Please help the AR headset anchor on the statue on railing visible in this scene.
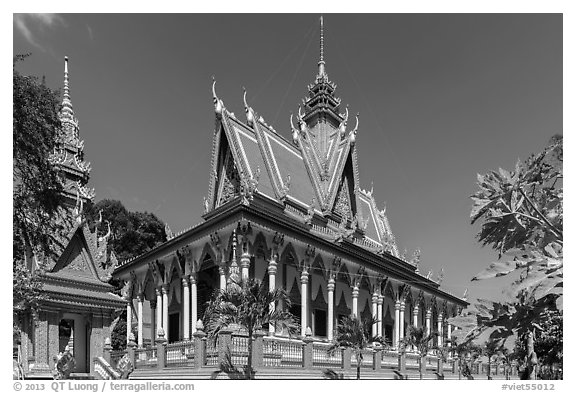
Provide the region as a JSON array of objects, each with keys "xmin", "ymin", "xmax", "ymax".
[
  {"xmin": 52, "ymin": 346, "xmax": 76, "ymax": 379},
  {"xmin": 116, "ymin": 353, "xmax": 134, "ymax": 379}
]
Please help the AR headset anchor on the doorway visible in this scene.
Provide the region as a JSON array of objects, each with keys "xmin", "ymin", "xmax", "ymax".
[{"xmin": 168, "ymin": 313, "xmax": 180, "ymax": 343}]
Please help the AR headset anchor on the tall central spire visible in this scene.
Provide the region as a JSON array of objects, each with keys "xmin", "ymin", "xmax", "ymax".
[
  {"xmin": 318, "ymin": 15, "xmax": 325, "ymax": 77},
  {"xmin": 61, "ymin": 56, "xmax": 74, "ymax": 118}
]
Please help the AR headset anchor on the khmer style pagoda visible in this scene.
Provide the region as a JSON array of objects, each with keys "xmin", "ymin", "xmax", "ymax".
[{"xmin": 111, "ymin": 17, "xmax": 467, "ymax": 378}]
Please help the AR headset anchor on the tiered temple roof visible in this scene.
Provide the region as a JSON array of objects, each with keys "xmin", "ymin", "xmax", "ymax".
[{"xmin": 205, "ymin": 17, "xmax": 401, "ymax": 262}]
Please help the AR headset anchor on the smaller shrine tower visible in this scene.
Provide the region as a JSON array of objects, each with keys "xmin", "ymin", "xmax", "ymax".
[{"xmin": 49, "ymin": 56, "xmax": 95, "ymax": 211}]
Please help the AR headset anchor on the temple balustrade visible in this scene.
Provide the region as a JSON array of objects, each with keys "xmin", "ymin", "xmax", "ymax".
[{"xmin": 110, "ymin": 326, "xmax": 517, "ymax": 379}]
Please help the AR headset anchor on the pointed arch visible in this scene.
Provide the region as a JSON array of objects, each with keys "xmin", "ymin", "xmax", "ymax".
[
  {"xmin": 359, "ymin": 270, "xmax": 371, "ymax": 292},
  {"xmin": 280, "ymin": 241, "xmax": 299, "ymax": 268},
  {"xmin": 311, "ymin": 254, "xmax": 326, "ymax": 277},
  {"xmin": 383, "ymin": 279, "xmax": 396, "ymax": 300},
  {"xmin": 336, "ymin": 263, "xmax": 352, "ymax": 286},
  {"xmin": 198, "ymin": 242, "xmax": 217, "ymax": 270},
  {"xmin": 360, "ymin": 297, "xmax": 372, "ymax": 322},
  {"xmin": 252, "ymin": 231, "xmax": 270, "ymax": 260},
  {"xmin": 335, "ymin": 290, "xmax": 350, "ymax": 316},
  {"xmin": 312, "ymin": 283, "xmax": 327, "ymax": 309},
  {"xmin": 142, "ymin": 268, "xmax": 156, "ymax": 300},
  {"xmin": 288, "ymin": 276, "xmax": 301, "ymax": 303}
]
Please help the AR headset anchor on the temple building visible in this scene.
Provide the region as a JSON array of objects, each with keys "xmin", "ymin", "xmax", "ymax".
[
  {"xmin": 18, "ymin": 58, "xmax": 124, "ymax": 378},
  {"xmin": 112, "ymin": 18, "xmax": 467, "ymax": 358}
]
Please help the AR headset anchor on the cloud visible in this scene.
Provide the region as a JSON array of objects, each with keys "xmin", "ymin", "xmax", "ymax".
[{"xmin": 14, "ymin": 13, "xmax": 65, "ymax": 49}]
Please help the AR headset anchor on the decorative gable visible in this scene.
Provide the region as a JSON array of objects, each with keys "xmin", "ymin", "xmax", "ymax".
[
  {"xmin": 216, "ymin": 149, "xmax": 241, "ymax": 207},
  {"xmin": 333, "ymin": 177, "xmax": 353, "ymax": 221},
  {"xmin": 55, "ymin": 237, "xmax": 93, "ymax": 278}
]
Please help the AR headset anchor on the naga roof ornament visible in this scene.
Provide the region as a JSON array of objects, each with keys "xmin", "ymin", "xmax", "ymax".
[
  {"xmin": 212, "ymin": 76, "xmax": 224, "ymax": 117},
  {"xmin": 339, "ymin": 106, "xmax": 349, "ymax": 138},
  {"xmin": 243, "ymin": 87, "xmax": 254, "ymax": 127},
  {"xmin": 349, "ymin": 113, "xmax": 359, "ymax": 145}
]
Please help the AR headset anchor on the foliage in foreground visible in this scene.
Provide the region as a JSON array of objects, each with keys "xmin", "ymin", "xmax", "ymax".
[
  {"xmin": 13, "ymin": 55, "xmax": 69, "ymax": 335},
  {"xmin": 450, "ymin": 136, "xmax": 563, "ymax": 378},
  {"xmin": 402, "ymin": 325, "xmax": 437, "ymax": 379},
  {"xmin": 328, "ymin": 315, "xmax": 385, "ymax": 380},
  {"xmin": 203, "ymin": 277, "xmax": 298, "ymax": 379}
]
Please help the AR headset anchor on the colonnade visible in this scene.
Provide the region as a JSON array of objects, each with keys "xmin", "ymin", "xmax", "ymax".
[{"xmin": 125, "ymin": 247, "xmax": 455, "ymax": 349}]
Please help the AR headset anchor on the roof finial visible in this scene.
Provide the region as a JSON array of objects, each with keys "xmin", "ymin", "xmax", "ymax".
[
  {"xmin": 318, "ymin": 15, "xmax": 326, "ymax": 77},
  {"xmin": 62, "ymin": 56, "xmax": 74, "ymax": 116}
]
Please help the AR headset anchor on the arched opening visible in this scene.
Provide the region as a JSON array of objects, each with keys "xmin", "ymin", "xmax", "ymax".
[{"xmin": 197, "ymin": 254, "xmax": 219, "ymax": 323}]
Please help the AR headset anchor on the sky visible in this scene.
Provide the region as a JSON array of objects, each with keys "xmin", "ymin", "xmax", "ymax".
[{"xmin": 12, "ymin": 13, "xmax": 562, "ymax": 306}]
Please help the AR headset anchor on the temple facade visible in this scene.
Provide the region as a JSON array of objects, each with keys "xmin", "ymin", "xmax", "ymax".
[
  {"xmin": 111, "ymin": 19, "xmax": 467, "ymax": 361},
  {"xmin": 18, "ymin": 58, "xmax": 124, "ymax": 378}
]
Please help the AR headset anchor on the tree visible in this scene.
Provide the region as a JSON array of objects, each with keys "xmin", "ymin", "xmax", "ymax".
[
  {"xmin": 85, "ymin": 199, "xmax": 167, "ymax": 263},
  {"xmin": 512, "ymin": 309, "xmax": 562, "ymax": 380},
  {"xmin": 13, "ymin": 55, "xmax": 70, "ymax": 336},
  {"xmin": 203, "ymin": 278, "xmax": 298, "ymax": 379},
  {"xmin": 482, "ymin": 338, "xmax": 501, "ymax": 380},
  {"xmin": 402, "ymin": 325, "xmax": 437, "ymax": 379},
  {"xmin": 451, "ymin": 136, "xmax": 562, "ymax": 379},
  {"xmin": 328, "ymin": 315, "xmax": 384, "ymax": 380},
  {"xmin": 450, "ymin": 338, "xmax": 483, "ymax": 380},
  {"xmin": 85, "ymin": 199, "xmax": 167, "ymax": 349}
]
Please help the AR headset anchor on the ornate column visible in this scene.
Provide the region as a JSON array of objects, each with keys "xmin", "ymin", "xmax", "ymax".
[
  {"xmin": 182, "ymin": 277, "xmax": 190, "ymax": 341},
  {"xmin": 267, "ymin": 257, "xmax": 278, "ymax": 335},
  {"xmin": 351, "ymin": 285, "xmax": 359, "ymax": 318},
  {"xmin": 155, "ymin": 288, "xmax": 163, "ymax": 338},
  {"xmin": 300, "ymin": 269, "xmax": 309, "ymax": 337},
  {"xmin": 137, "ymin": 293, "xmax": 144, "ymax": 348},
  {"xmin": 240, "ymin": 251, "xmax": 251, "ymax": 282},
  {"xmin": 126, "ymin": 298, "xmax": 132, "ymax": 345},
  {"xmin": 377, "ymin": 294, "xmax": 384, "ymax": 337},
  {"xmin": 190, "ymin": 273, "xmax": 198, "ymax": 335},
  {"xmin": 371, "ymin": 293, "xmax": 379, "ymax": 337},
  {"xmin": 150, "ymin": 299, "xmax": 157, "ymax": 346},
  {"xmin": 394, "ymin": 300, "xmax": 400, "ymax": 348},
  {"xmin": 437, "ymin": 313, "xmax": 444, "ymax": 347},
  {"xmin": 399, "ymin": 301, "xmax": 406, "ymax": 342},
  {"xmin": 162, "ymin": 284, "xmax": 169, "ymax": 342},
  {"xmin": 425, "ymin": 309, "xmax": 432, "ymax": 336},
  {"xmin": 410, "ymin": 305, "xmax": 419, "ymax": 351},
  {"xmin": 447, "ymin": 322, "xmax": 452, "ymax": 346},
  {"xmin": 219, "ymin": 266, "xmax": 227, "ymax": 290},
  {"xmin": 327, "ymin": 277, "xmax": 335, "ymax": 341}
]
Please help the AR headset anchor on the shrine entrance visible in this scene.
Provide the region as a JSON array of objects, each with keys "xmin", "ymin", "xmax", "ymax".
[{"xmin": 60, "ymin": 313, "xmax": 89, "ymax": 373}]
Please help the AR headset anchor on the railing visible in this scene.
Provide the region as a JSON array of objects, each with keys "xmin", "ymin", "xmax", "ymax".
[
  {"xmin": 135, "ymin": 347, "xmax": 157, "ymax": 368},
  {"xmin": 111, "ymin": 330, "xmax": 513, "ymax": 380},
  {"xmin": 93, "ymin": 357, "xmax": 121, "ymax": 380},
  {"xmin": 405, "ymin": 353, "xmax": 419, "ymax": 369},
  {"xmin": 205, "ymin": 337, "xmax": 219, "ymax": 366},
  {"xmin": 230, "ymin": 335, "xmax": 249, "ymax": 366},
  {"xmin": 426, "ymin": 355, "xmax": 437, "ymax": 370},
  {"xmin": 263, "ymin": 336, "xmax": 303, "ymax": 368},
  {"xmin": 312, "ymin": 342, "xmax": 342, "ymax": 368},
  {"xmin": 166, "ymin": 341, "xmax": 194, "ymax": 367},
  {"xmin": 381, "ymin": 349, "xmax": 397, "ymax": 367},
  {"xmin": 359, "ymin": 349, "xmax": 373, "ymax": 369}
]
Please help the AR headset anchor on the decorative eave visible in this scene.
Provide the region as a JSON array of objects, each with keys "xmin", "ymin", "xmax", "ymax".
[{"xmin": 113, "ymin": 193, "xmax": 467, "ymax": 308}]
